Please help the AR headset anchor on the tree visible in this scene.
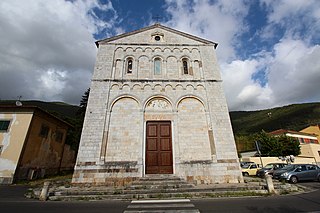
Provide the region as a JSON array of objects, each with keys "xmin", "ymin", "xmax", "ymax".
[
  {"xmin": 254, "ymin": 131, "xmax": 300, "ymax": 157},
  {"xmin": 65, "ymin": 88, "xmax": 90, "ymax": 152},
  {"xmin": 278, "ymin": 135, "xmax": 300, "ymax": 156},
  {"xmin": 254, "ymin": 131, "xmax": 282, "ymax": 157},
  {"xmin": 77, "ymin": 88, "xmax": 90, "ymax": 117}
]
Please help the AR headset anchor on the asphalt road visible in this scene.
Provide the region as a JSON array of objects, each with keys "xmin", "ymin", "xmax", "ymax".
[{"xmin": 1, "ymin": 182, "xmax": 320, "ymax": 213}]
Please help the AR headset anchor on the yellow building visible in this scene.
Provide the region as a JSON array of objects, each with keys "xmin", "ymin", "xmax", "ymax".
[
  {"xmin": 300, "ymin": 125, "xmax": 320, "ymax": 143},
  {"xmin": 300, "ymin": 125, "xmax": 320, "ymax": 164},
  {"xmin": 269, "ymin": 129, "xmax": 320, "ymax": 164},
  {"xmin": 0, "ymin": 105, "xmax": 71, "ymax": 184}
]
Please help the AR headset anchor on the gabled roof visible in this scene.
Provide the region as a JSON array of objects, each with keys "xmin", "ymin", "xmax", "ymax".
[
  {"xmin": 0, "ymin": 105, "xmax": 73, "ymax": 128},
  {"xmin": 95, "ymin": 23, "xmax": 218, "ymax": 48}
]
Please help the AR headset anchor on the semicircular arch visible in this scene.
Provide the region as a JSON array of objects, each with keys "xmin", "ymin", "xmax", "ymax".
[
  {"xmin": 143, "ymin": 95, "xmax": 173, "ymax": 112},
  {"xmin": 176, "ymin": 95, "xmax": 207, "ymax": 112},
  {"xmin": 109, "ymin": 95, "xmax": 141, "ymax": 111}
]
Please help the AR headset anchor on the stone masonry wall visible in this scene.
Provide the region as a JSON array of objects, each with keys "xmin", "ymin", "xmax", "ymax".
[{"xmin": 72, "ymin": 25, "xmax": 243, "ymax": 185}]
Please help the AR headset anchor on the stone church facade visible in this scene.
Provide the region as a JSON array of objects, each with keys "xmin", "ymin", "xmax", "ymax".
[{"xmin": 72, "ymin": 24, "xmax": 243, "ymax": 185}]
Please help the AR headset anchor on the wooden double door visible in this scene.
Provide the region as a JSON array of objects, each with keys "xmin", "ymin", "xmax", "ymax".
[{"xmin": 145, "ymin": 121, "xmax": 173, "ymax": 174}]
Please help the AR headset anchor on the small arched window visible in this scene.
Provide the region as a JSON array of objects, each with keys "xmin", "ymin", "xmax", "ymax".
[
  {"xmin": 127, "ymin": 58, "xmax": 133, "ymax": 74},
  {"xmin": 154, "ymin": 58, "xmax": 161, "ymax": 75},
  {"xmin": 183, "ymin": 60, "xmax": 189, "ymax": 74}
]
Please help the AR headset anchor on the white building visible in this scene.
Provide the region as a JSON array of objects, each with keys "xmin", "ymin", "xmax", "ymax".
[{"xmin": 72, "ymin": 24, "xmax": 243, "ymax": 185}]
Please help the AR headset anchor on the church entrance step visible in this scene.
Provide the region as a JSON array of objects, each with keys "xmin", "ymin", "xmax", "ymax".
[
  {"xmin": 140, "ymin": 175, "xmax": 182, "ymax": 181},
  {"xmin": 48, "ymin": 188, "xmax": 269, "ymax": 201},
  {"xmin": 126, "ymin": 183, "xmax": 195, "ymax": 190},
  {"xmin": 127, "ymin": 176, "xmax": 193, "ymax": 189},
  {"xmin": 125, "ymin": 175, "xmax": 195, "ymax": 190}
]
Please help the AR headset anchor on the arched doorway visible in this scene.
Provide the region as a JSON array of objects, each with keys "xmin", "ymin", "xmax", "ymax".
[{"xmin": 144, "ymin": 97, "xmax": 173, "ymax": 174}]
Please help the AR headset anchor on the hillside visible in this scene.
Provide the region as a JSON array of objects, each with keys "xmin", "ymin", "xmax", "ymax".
[
  {"xmin": 1, "ymin": 100, "xmax": 319, "ymax": 136},
  {"xmin": 230, "ymin": 102, "xmax": 320, "ymax": 135}
]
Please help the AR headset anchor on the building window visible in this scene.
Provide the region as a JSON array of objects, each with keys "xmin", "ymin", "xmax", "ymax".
[
  {"xmin": 318, "ymin": 151, "xmax": 320, "ymax": 157},
  {"xmin": 0, "ymin": 120, "xmax": 10, "ymax": 131},
  {"xmin": 55, "ymin": 131, "xmax": 64, "ymax": 143},
  {"xmin": 126, "ymin": 58, "xmax": 133, "ymax": 74},
  {"xmin": 154, "ymin": 58, "xmax": 161, "ymax": 75},
  {"xmin": 151, "ymin": 31, "xmax": 164, "ymax": 42},
  {"xmin": 0, "ymin": 145, "xmax": 3, "ymax": 155},
  {"xmin": 183, "ymin": 60, "xmax": 188, "ymax": 74},
  {"xmin": 39, "ymin": 124, "xmax": 49, "ymax": 138}
]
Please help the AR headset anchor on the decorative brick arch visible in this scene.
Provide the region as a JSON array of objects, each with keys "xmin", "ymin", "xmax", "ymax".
[
  {"xmin": 109, "ymin": 95, "xmax": 141, "ymax": 112},
  {"xmin": 143, "ymin": 95, "xmax": 173, "ymax": 112},
  {"xmin": 176, "ymin": 96, "xmax": 212, "ymax": 161},
  {"xmin": 176, "ymin": 95, "xmax": 208, "ymax": 112}
]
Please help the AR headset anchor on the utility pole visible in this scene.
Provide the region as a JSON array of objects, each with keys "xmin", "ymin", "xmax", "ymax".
[{"xmin": 255, "ymin": 141, "xmax": 264, "ymax": 167}]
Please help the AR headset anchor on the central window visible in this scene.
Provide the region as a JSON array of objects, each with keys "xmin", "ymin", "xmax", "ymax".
[{"xmin": 154, "ymin": 58, "xmax": 161, "ymax": 75}]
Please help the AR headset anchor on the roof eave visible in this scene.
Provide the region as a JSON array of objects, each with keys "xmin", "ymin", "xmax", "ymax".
[{"xmin": 95, "ymin": 23, "xmax": 218, "ymax": 48}]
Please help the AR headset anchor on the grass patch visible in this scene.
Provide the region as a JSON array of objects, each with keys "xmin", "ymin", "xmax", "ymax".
[
  {"xmin": 15, "ymin": 174, "xmax": 73, "ymax": 187},
  {"xmin": 205, "ymin": 191, "xmax": 268, "ymax": 198}
]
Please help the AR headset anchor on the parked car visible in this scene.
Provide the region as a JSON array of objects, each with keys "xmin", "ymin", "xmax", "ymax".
[
  {"xmin": 256, "ymin": 163, "xmax": 287, "ymax": 178},
  {"xmin": 242, "ymin": 163, "xmax": 259, "ymax": 176},
  {"xmin": 273, "ymin": 164, "xmax": 320, "ymax": 183},
  {"xmin": 240, "ymin": 161, "xmax": 255, "ymax": 168}
]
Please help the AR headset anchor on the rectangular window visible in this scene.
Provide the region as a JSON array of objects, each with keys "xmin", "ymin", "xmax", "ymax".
[
  {"xmin": 55, "ymin": 131, "xmax": 64, "ymax": 142},
  {"xmin": 154, "ymin": 59, "xmax": 161, "ymax": 75},
  {"xmin": 183, "ymin": 60, "xmax": 189, "ymax": 74},
  {"xmin": 39, "ymin": 124, "xmax": 49, "ymax": 138},
  {"xmin": 0, "ymin": 120, "xmax": 10, "ymax": 131},
  {"xmin": 299, "ymin": 138, "xmax": 305, "ymax": 143}
]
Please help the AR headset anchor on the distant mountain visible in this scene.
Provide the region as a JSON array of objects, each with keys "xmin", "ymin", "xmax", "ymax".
[
  {"xmin": 0, "ymin": 100, "xmax": 80, "ymax": 120},
  {"xmin": 230, "ymin": 102, "xmax": 320, "ymax": 135},
  {"xmin": 1, "ymin": 100, "xmax": 319, "ymax": 136}
]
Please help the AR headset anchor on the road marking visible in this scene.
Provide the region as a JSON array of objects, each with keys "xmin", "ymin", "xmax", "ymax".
[
  {"xmin": 128, "ymin": 203, "xmax": 195, "ymax": 208},
  {"xmin": 123, "ymin": 199, "xmax": 200, "ymax": 213},
  {"xmin": 131, "ymin": 199, "xmax": 190, "ymax": 204},
  {"xmin": 124, "ymin": 210, "xmax": 200, "ymax": 213}
]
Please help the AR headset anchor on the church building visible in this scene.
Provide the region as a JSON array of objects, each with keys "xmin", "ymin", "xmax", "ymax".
[{"xmin": 72, "ymin": 24, "xmax": 243, "ymax": 185}]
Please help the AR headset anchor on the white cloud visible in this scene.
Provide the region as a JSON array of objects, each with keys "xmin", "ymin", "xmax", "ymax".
[
  {"xmin": 222, "ymin": 38, "xmax": 320, "ymax": 111},
  {"xmin": 0, "ymin": 0, "xmax": 319, "ymax": 112},
  {"xmin": 261, "ymin": 0, "xmax": 320, "ymax": 41},
  {"xmin": 164, "ymin": 0, "xmax": 249, "ymax": 62},
  {"xmin": 267, "ymin": 39, "xmax": 320, "ymax": 106},
  {"xmin": 221, "ymin": 59, "xmax": 273, "ymax": 111},
  {"xmin": 0, "ymin": 0, "xmax": 116, "ymax": 104},
  {"xmin": 164, "ymin": 0, "xmax": 320, "ymax": 111}
]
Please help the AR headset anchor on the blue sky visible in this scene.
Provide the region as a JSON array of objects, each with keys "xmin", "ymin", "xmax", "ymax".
[{"xmin": 0, "ymin": 0, "xmax": 319, "ymax": 111}]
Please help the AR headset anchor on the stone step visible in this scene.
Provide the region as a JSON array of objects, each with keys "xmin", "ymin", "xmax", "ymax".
[
  {"xmin": 130, "ymin": 180, "xmax": 190, "ymax": 185},
  {"xmin": 138, "ymin": 175, "xmax": 183, "ymax": 181},
  {"xmin": 41, "ymin": 178, "xmax": 301, "ymax": 201},
  {"xmin": 126, "ymin": 183, "xmax": 195, "ymax": 190},
  {"xmin": 49, "ymin": 189, "xmax": 269, "ymax": 201},
  {"xmin": 52, "ymin": 184, "xmax": 264, "ymax": 197},
  {"xmin": 51, "ymin": 182, "xmax": 291, "ymax": 198}
]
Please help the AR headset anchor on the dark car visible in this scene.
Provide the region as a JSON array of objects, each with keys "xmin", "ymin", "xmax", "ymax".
[
  {"xmin": 256, "ymin": 163, "xmax": 287, "ymax": 178},
  {"xmin": 273, "ymin": 164, "xmax": 320, "ymax": 183}
]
